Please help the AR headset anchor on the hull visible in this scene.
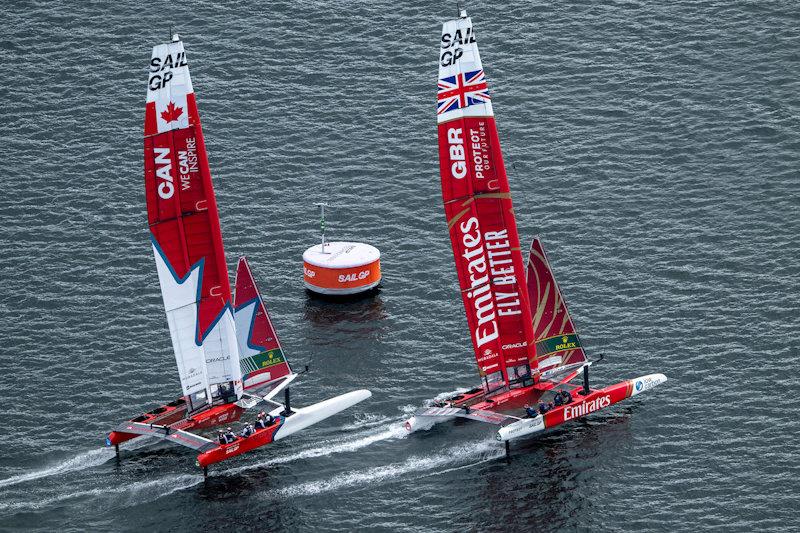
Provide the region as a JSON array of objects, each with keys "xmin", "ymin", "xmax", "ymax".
[
  {"xmin": 196, "ymin": 417, "xmax": 283, "ymax": 468},
  {"xmin": 497, "ymin": 374, "xmax": 667, "ymax": 441},
  {"xmin": 107, "ymin": 397, "xmax": 244, "ymax": 447},
  {"xmin": 196, "ymin": 390, "xmax": 372, "ymax": 468}
]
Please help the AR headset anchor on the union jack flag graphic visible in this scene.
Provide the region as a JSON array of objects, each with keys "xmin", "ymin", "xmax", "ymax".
[{"xmin": 437, "ymin": 69, "xmax": 490, "ymax": 115}]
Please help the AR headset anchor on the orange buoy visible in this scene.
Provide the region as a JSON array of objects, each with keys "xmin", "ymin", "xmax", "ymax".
[{"xmin": 303, "ymin": 241, "xmax": 381, "ymax": 296}]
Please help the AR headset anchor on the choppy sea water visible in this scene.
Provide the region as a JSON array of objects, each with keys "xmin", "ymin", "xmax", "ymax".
[{"xmin": 1, "ymin": 1, "xmax": 798, "ymax": 531}]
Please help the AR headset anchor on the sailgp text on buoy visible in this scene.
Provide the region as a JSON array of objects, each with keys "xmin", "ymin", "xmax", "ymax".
[{"xmin": 302, "ymin": 204, "xmax": 381, "ymax": 296}]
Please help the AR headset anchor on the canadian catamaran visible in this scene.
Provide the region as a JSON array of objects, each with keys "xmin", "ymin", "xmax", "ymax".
[
  {"xmin": 404, "ymin": 9, "xmax": 665, "ymax": 445},
  {"xmin": 106, "ymin": 35, "xmax": 370, "ymax": 474}
]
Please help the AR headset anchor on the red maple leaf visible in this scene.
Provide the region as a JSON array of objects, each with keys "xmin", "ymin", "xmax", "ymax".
[{"xmin": 160, "ymin": 101, "xmax": 184, "ymax": 123}]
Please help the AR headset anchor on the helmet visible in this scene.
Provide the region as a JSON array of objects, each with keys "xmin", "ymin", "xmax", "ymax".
[{"xmin": 226, "ymin": 427, "xmax": 232, "ymax": 432}]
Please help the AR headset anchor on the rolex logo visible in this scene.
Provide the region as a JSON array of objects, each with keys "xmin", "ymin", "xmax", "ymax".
[{"xmin": 562, "ymin": 336, "xmax": 568, "ymax": 343}]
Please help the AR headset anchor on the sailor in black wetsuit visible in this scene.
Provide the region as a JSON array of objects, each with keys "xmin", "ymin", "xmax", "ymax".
[
  {"xmin": 217, "ymin": 429, "xmax": 227, "ymax": 445},
  {"xmin": 223, "ymin": 427, "xmax": 237, "ymax": 444},
  {"xmin": 255, "ymin": 410, "xmax": 274, "ymax": 430},
  {"xmin": 554, "ymin": 391, "xmax": 564, "ymax": 407},
  {"xmin": 538, "ymin": 402, "xmax": 549, "ymax": 415},
  {"xmin": 561, "ymin": 389, "xmax": 573, "ymax": 404},
  {"xmin": 524, "ymin": 404, "xmax": 538, "ymax": 418}
]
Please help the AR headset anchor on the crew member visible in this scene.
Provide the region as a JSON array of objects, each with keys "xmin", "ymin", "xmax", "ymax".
[
  {"xmin": 524, "ymin": 404, "xmax": 538, "ymax": 418},
  {"xmin": 561, "ymin": 389, "xmax": 573, "ymax": 404},
  {"xmin": 538, "ymin": 402, "xmax": 549, "ymax": 415},
  {"xmin": 240, "ymin": 423, "xmax": 255, "ymax": 438},
  {"xmin": 223, "ymin": 427, "xmax": 236, "ymax": 444},
  {"xmin": 217, "ymin": 429, "xmax": 227, "ymax": 445},
  {"xmin": 554, "ymin": 391, "xmax": 564, "ymax": 407},
  {"xmin": 255, "ymin": 410, "xmax": 274, "ymax": 429}
]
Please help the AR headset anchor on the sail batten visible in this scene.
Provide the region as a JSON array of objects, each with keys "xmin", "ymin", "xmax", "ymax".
[
  {"xmin": 437, "ymin": 13, "xmax": 536, "ymax": 392},
  {"xmin": 144, "ymin": 38, "xmax": 242, "ymax": 405}
]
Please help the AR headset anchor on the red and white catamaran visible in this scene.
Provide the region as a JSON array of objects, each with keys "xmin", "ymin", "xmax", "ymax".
[
  {"xmin": 106, "ymin": 35, "xmax": 370, "ymax": 473},
  {"xmin": 404, "ymin": 10, "xmax": 665, "ymax": 445}
]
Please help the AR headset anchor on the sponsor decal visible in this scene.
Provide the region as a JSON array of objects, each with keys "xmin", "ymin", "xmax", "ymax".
[
  {"xmin": 338, "ymin": 270, "xmax": 370, "ymax": 283},
  {"xmin": 458, "ymin": 216, "xmax": 499, "ymax": 349},
  {"xmin": 502, "ymin": 342, "xmax": 527, "ymax": 350},
  {"xmin": 225, "ymin": 443, "xmax": 239, "ymax": 454},
  {"xmin": 636, "ymin": 380, "xmax": 643, "ymax": 391},
  {"xmin": 303, "ymin": 266, "xmax": 316, "ymax": 278},
  {"xmin": 176, "ymin": 137, "xmax": 197, "ymax": 192},
  {"xmin": 206, "ymin": 355, "xmax": 231, "ymax": 364},
  {"xmin": 563, "ymin": 395, "xmax": 611, "ymax": 421},
  {"xmin": 536, "ymin": 333, "xmax": 582, "ymax": 356}
]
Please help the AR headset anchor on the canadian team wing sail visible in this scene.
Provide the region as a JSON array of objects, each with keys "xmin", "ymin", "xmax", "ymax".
[
  {"xmin": 234, "ymin": 256, "xmax": 293, "ymax": 390},
  {"xmin": 437, "ymin": 11, "xmax": 536, "ymax": 393},
  {"xmin": 526, "ymin": 237, "xmax": 589, "ymax": 374},
  {"xmin": 144, "ymin": 36, "xmax": 242, "ymax": 406}
]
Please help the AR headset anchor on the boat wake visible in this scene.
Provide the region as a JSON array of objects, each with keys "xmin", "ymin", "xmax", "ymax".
[
  {"xmin": 274, "ymin": 438, "xmax": 502, "ymax": 498},
  {"xmin": 0, "ymin": 473, "xmax": 203, "ymax": 514},
  {"xmin": 0, "ymin": 438, "xmax": 152, "ymax": 490},
  {"xmin": 225, "ymin": 415, "xmax": 408, "ymax": 475}
]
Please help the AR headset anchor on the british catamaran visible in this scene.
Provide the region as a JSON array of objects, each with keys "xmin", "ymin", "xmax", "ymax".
[
  {"xmin": 106, "ymin": 35, "xmax": 370, "ymax": 474},
  {"xmin": 404, "ymin": 10, "xmax": 665, "ymax": 445}
]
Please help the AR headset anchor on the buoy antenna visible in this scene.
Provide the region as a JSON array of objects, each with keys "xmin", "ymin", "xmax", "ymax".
[{"xmin": 314, "ymin": 202, "xmax": 330, "ymax": 253}]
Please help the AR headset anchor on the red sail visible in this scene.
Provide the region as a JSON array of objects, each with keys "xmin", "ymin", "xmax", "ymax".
[
  {"xmin": 144, "ymin": 37, "xmax": 241, "ymax": 400},
  {"xmin": 526, "ymin": 238, "xmax": 589, "ymax": 373},
  {"xmin": 437, "ymin": 14, "xmax": 536, "ymax": 393},
  {"xmin": 234, "ymin": 257, "xmax": 292, "ymax": 389}
]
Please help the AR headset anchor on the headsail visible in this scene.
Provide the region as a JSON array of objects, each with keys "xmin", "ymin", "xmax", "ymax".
[
  {"xmin": 437, "ymin": 11, "xmax": 536, "ymax": 393},
  {"xmin": 144, "ymin": 36, "xmax": 242, "ymax": 408},
  {"xmin": 233, "ymin": 257, "xmax": 293, "ymax": 390},
  {"xmin": 526, "ymin": 238, "xmax": 589, "ymax": 374}
]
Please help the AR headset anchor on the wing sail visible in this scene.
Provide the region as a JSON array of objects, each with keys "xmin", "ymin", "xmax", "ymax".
[
  {"xmin": 526, "ymin": 238, "xmax": 589, "ymax": 373},
  {"xmin": 437, "ymin": 12, "xmax": 536, "ymax": 393},
  {"xmin": 144, "ymin": 37, "xmax": 242, "ymax": 405},
  {"xmin": 234, "ymin": 257, "xmax": 293, "ymax": 390}
]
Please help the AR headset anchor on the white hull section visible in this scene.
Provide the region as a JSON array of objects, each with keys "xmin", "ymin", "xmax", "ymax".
[{"xmin": 273, "ymin": 389, "xmax": 372, "ymax": 441}]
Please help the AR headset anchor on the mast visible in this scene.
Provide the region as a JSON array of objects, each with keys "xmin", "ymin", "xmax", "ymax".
[
  {"xmin": 437, "ymin": 11, "xmax": 537, "ymax": 394},
  {"xmin": 144, "ymin": 36, "xmax": 242, "ymax": 407}
]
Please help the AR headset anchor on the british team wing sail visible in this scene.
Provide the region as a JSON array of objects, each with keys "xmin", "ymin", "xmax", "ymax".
[
  {"xmin": 526, "ymin": 237, "xmax": 589, "ymax": 375},
  {"xmin": 437, "ymin": 11, "xmax": 537, "ymax": 393},
  {"xmin": 144, "ymin": 35, "xmax": 242, "ymax": 408},
  {"xmin": 234, "ymin": 256, "xmax": 293, "ymax": 391}
]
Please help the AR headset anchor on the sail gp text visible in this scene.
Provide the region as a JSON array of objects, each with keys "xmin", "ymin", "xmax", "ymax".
[
  {"xmin": 148, "ymin": 52, "xmax": 187, "ymax": 91},
  {"xmin": 440, "ymin": 25, "xmax": 476, "ymax": 66}
]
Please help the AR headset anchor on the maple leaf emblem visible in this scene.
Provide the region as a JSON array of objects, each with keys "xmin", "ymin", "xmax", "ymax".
[{"xmin": 160, "ymin": 101, "xmax": 183, "ymax": 123}]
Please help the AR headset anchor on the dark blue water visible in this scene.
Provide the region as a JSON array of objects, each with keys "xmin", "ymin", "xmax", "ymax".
[{"xmin": 1, "ymin": 1, "xmax": 798, "ymax": 531}]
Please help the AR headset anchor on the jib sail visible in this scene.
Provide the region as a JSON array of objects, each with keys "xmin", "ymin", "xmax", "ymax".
[
  {"xmin": 144, "ymin": 36, "xmax": 242, "ymax": 407},
  {"xmin": 526, "ymin": 238, "xmax": 588, "ymax": 373},
  {"xmin": 233, "ymin": 257, "xmax": 293, "ymax": 390},
  {"xmin": 437, "ymin": 11, "xmax": 536, "ymax": 393}
]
